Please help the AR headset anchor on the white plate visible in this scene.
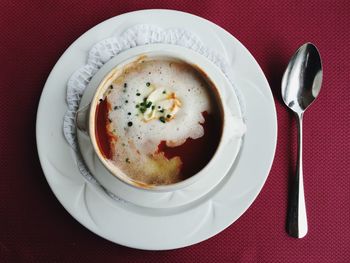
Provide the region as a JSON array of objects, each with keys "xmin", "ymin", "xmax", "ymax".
[{"xmin": 36, "ymin": 10, "xmax": 277, "ymax": 250}]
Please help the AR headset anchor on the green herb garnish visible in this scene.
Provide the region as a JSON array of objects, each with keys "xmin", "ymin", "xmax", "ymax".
[{"xmin": 159, "ymin": 116, "xmax": 166, "ymax": 123}]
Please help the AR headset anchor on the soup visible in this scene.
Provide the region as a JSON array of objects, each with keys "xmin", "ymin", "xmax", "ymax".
[{"xmin": 95, "ymin": 58, "xmax": 223, "ymax": 186}]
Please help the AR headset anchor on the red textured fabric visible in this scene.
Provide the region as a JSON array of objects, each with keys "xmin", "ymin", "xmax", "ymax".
[{"xmin": 1, "ymin": 1, "xmax": 349, "ymax": 262}]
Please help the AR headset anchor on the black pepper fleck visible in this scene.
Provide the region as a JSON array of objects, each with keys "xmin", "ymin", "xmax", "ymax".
[
  {"xmin": 124, "ymin": 83, "xmax": 127, "ymax": 88},
  {"xmin": 136, "ymin": 93, "xmax": 141, "ymax": 96},
  {"xmin": 146, "ymin": 82, "xmax": 151, "ymax": 87},
  {"xmin": 128, "ymin": 112, "xmax": 131, "ymax": 115},
  {"xmin": 127, "ymin": 121, "xmax": 133, "ymax": 127}
]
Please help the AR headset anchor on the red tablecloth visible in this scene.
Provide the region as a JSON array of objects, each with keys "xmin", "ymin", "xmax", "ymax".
[{"xmin": 1, "ymin": 1, "xmax": 349, "ymax": 262}]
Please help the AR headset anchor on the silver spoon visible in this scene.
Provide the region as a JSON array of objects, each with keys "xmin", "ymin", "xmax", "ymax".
[{"xmin": 282, "ymin": 43, "xmax": 323, "ymax": 238}]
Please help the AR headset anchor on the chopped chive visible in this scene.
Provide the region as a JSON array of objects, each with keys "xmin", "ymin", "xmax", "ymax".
[
  {"xmin": 136, "ymin": 104, "xmax": 139, "ymax": 108},
  {"xmin": 110, "ymin": 85, "xmax": 113, "ymax": 89},
  {"xmin": 159, "ymin": 116, "xmax": 166, "ymax": 123},
  {"xmin": 114, "ymin": 106, "xmax": 118, "ymax": 110},
  {"xmin": 162, "ymin": 90, "xmax": 166, "ymax": 94},
  {"xmin": 151, "ymin": 105, "xmax": 155, "ymax": 110},
  {"xmin": 159, "ymin": 109, "xmax": 164, "ymax": 113},
  {"xmin": 146, "ymin": 101, "xmax": 152, "ymax": 108}
]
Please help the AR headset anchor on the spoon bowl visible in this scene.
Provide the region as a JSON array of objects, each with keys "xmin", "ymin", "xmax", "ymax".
[{"xmin": 282, "ymin": 43, "xmax": 323, "ymax": 115}]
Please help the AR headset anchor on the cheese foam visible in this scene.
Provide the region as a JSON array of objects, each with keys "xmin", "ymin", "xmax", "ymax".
[{"xmin": 100, "ymin": 58, "xmax": 217, "ymax": 185}]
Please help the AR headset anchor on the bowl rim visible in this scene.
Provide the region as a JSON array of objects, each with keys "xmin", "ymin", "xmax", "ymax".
[{"xmin": 82, "ymin": 44, "xmax": 242, "ymax": 192}]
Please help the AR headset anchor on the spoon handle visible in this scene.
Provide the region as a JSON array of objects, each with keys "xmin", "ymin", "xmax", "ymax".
[{"xmin": 287, "ymin": 113, "xmax": 308, "ymax": 238}]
